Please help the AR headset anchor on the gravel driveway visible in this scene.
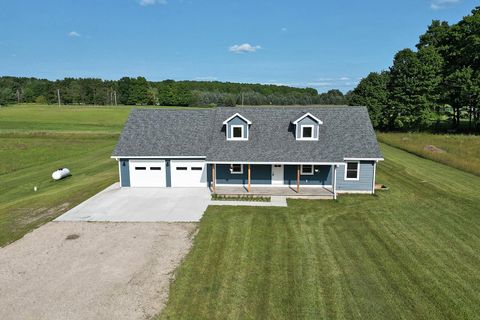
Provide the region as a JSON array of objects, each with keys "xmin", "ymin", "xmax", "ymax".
[{"xmin": 0, "ymin": 221, "xmax": 196, "ymax": 320}]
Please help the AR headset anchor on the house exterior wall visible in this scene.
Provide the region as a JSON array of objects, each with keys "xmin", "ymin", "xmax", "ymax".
[
  {"xmin": 295, "ymin": 116, "xmax": 319, "ymax": 139},
  {"xmin": 119, "ymin": 159, "xmax": 130, "ymax": 187},
  {"xmin": 215, "ymin": 164, "xmax": 272, "ymax": 185},
  {"xmin": 335, "ymin": 161, "xmax": 375, "ymax": 193},
  {"xmin": 283, "ymin": 165, "xmax": 332, "ymax": 186},
  {"xmin": 226, "ymin": 116, "xmax": 249, "ymax": 139}
]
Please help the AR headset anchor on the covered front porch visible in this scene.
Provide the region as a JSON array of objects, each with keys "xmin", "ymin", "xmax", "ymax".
[
  {"xmin": 209, "ymin": 163, "xmax": 338, "ymax": 199},
  {"xmin": 212, "ymin": 185, "xmax": 334, "ymax": 199}
]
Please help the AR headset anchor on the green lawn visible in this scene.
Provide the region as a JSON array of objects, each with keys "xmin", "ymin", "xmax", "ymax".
[
  {"xmin": 378, "ymin": 132, "xmax": 480, "ymax": 177},
  {"xmin": 159, "ymin": 143, "xmax": 480, "ymax": 320}
]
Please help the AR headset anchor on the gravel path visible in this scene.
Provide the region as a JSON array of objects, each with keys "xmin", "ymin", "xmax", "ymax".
[{"xmin": 0, "ymin": 221, "xmax": 196, "ymax": 320}]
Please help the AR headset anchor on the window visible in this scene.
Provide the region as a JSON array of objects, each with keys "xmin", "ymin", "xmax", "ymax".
[
  {"xmin": 230, "ymin": 164, "xmax": 243, "ymax": 174},
  {"xmin": 135, "ymin": 167, "xmax": 146, "ymax": 170},
  {"xmin": 345, "ymin": 162, "xmax": 359, "ymax": 180},
  {"xmin": 302, "ymin": 126, "xmax": 313, "ymax": 138},
  {"xmin": 231, "ymin": 125, "xmax": 244, "ymax": 140},
  {"xmin": 176, "ymin": 167, "xmax": 187, "ymax": 171},
  {"xmin": 301, "ymin": 165, "xmax": 314, "ymax": 175},
  {"xmin": 191, "ymin": 167, "xmax": 203, "ymax": 171},
  {"xmin": 150, "ymin": 167, "xmax": 162, "ymax": 170}
]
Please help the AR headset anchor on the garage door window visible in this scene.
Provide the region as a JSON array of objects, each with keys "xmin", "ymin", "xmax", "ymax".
[
  {"xmin": 135, "ymin": 167, "xmax": 146, "ymax": 170},
  {"xmin": 191, "ymin": 167, "xmax": 203, "ymax": 170},
  {"xmin": 176, "ymin": 167, "xmax": 187, "ymax": 170},
  {"xmin": 150, "ymin": 167, "xmax": 162, "ymax": 170}
]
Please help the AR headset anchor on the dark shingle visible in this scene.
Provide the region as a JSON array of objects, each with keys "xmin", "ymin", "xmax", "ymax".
[{"xmin": 112, "ymin": 106, "xmax": 382, "ymax": 162}]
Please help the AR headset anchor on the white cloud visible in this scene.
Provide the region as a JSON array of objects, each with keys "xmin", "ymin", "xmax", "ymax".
[
  {"xmin": 68, "ymin": 31, "xmax": 81, "ymax": 37},
  {"xmin": 229, "ymin": 43, "xmax": 261, "ymax": 54},
  {"xmin": 339, "ymin": 76, "xmax": 350, "ymax": 81},
  {"xmin": 430, "ymin": 0, "xmax": 460, "ymax": 10},
  {"xmin": 139, "ymin": 0, "xmax": 167, "ymax": 6}
]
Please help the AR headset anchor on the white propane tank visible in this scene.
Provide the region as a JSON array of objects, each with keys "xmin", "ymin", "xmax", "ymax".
[{"xmin": 52, "ymin": 168, "xmax": 71, "ymax": 180}]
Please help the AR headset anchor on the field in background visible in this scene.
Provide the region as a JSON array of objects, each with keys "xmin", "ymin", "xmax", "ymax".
[
  {"xmin": 159, "ymin": 144, "xmax": 480, "ymax": 319},
  {"xmin": 378, "ymin": 132, "xmax": 480, "ymax": 177}
]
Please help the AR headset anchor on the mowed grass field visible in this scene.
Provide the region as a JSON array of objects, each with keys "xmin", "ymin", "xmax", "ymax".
[
  {"xmin": 159, "ymin": 144, "xmax": 480, "ymax": 320},
  {"xmin": 378, "ymin": 132, "xmax": 480, "ymax": 177},
  {"xmin": 0, "ymin": 104, "xmax": 131, "ymax": 246}
]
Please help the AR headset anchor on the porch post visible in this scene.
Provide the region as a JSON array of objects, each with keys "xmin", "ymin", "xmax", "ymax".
[
  {"xmin": 296, "ymin": 165, "xmax": 300, "ymax": 193},
  {"xmin": 248, "ymin": 163, "xmax": 251, "ymax": 193},
  {"xmin": 212, "ymin": 164, "xmax": 216, "ymax": 192},
  {"xmin": 333, "ymin": 164, "xmax": 337, "ymax": 200}
]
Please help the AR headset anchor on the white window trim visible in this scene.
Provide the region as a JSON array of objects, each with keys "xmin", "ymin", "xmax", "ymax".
[
  {"xmin": 298, "ymin": 124, "xmax": 316, "ymax": 141},
  {"xmin": 344, "ymin": 161, "xmax": 360, "ymax": 181},
  {"xmin": 301, "ymin": 164, "xmax": 314, "ymax": 175},
  {"xmin": 230, "ymin": 164, "xmax": 244, "ymax": 174},
  {"xmin": 228, "ymin": 125, "xmax": 248, "ymax": 141}
]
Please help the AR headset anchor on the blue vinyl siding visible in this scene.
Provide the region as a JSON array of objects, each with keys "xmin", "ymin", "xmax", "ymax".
[
  {"xmin": 119, "ymin": 159, "xmax": 130, "ymax": 187},
  {"xmin": 336, "ymin": 161, "xmax": 374, "ymax": 192},
  {"xmin": 216, "ymin": 164, "xmax": 271, "ymax": 184},
  {"xmin": 284, "ymin": 165, "xmax": 332, "ymax": 186},
  {"xmin": 295, "ymin": 116, "xmax": 319, "ymax": 139},
  {"xmin": 165, "ymin": 160, "xmax": 171, "ymax": 187},
  {"xmin": 226, "ymin": 116, "xmax": 249, "ymax": 139}
]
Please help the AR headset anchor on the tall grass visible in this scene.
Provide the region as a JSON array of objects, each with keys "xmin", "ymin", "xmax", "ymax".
[{"xmin": 377, "ymin": 132, "xmax": 480, "ymax": 177}]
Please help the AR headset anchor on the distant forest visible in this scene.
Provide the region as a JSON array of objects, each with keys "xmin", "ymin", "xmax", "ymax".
[
  {"xmin": 349, "ymin": 6, "xmax": 480, "ymax": 133},
  {"xmin": 0, "ymin": 77, "xmax": 348, "ymax": 107}
]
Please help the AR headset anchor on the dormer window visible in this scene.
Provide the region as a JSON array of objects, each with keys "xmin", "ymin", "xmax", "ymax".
[
  {"xmin": 292, "ymin": 112, "xmax": 322, "ymax": 141},
  {"xmin": 301, "ymin": 125, "xmax": 314, "ymax": 139},
  {"xmin": 231, "ymin": 125, "xmax": 244, "ymax": 139},
  {"xmin": 223, "ymin": 113, "xmax": 251, "ymax": 141}
]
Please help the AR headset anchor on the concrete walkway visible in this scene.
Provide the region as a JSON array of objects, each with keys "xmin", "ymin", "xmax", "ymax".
[{"xmin": 56, "ymin": 183, "xmax": 211, "ymax": 222}]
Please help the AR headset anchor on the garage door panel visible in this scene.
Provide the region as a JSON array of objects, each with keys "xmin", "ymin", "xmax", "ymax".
[
  {"xmin": 171, "ymin": 161, "xmax": 207, "ymax": 187},
  {"xmin": 129, "ymin": 160, "xmax": 166, "ymax": 187}
]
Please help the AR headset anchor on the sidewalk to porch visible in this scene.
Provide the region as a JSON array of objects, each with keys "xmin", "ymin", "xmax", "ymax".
[{"xmin": 212, "ymin": 186, "xmax": 335, "ymax": 199}]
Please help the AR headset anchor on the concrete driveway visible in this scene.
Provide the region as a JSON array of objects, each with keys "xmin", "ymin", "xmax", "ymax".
[{"xmin": 56, "ymin": 183, "xmax": 211, "ymax": 222}]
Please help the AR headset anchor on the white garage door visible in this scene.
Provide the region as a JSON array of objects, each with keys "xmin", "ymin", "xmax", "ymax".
[
  {"xmin": 129, "ymin": 160, "xmax": 166, "ymax": 187},
  {"xmin": 171, "ymin": 160, "xmax": 207, "ymax": 187}
]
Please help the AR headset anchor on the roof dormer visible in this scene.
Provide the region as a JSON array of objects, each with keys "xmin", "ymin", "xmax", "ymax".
[
  {"xmin": 223, "ymin": 113, "xmax": 252, "ymax": 141},
  {"xmin": 292, "ymin": 112, "xmax": 322, "ymax": 141}
]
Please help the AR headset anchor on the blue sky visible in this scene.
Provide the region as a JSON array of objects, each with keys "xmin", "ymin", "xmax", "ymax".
[{"xmin": 0, "ymin": 0, "xmax": 477, "ymax": 92}]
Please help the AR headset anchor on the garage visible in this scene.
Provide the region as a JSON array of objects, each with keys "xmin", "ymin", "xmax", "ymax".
[
  {"xmin": 129, "ymin": 160, "xmax": 166, "ymax": 187},
  {"xmin": 171, "ymin": 160, "xmax": 207, "ymax": 187}
]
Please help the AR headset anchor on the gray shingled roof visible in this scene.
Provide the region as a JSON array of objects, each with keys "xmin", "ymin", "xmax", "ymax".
[{"xmin": 112, "ymin": 106, "xmax": 383, "ymax": 162}]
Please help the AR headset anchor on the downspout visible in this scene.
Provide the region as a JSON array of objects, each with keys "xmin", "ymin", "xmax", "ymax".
[
  {"xmin": 333, "ymin": 164, "xmax": 337, "ymax": 200},
  {"xmin": 372, "ymin": 161, "xmax": 377, "ymax": 195}
]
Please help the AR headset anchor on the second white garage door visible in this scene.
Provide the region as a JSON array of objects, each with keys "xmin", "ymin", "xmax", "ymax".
[{"xmin": 171, "ymin": 160, "xmax": 207, "ymax": 187}]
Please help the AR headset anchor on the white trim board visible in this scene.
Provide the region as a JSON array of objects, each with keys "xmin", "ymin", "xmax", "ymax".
[
  {"xmin": 292, "ymin": 112, "xmax": 323, "ymax": 125},
  {"xmin": 222, "ymin": 113, "xmax": 252, "ymax": 125},
  {"xmin": 206, "ymin": 161, "xmax": 344, "ymax": 165}
]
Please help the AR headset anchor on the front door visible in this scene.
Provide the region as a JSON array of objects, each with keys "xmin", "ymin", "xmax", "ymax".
[{"xmin": 272, "ymin": 164, "xmax": 284, "ymax": 185}]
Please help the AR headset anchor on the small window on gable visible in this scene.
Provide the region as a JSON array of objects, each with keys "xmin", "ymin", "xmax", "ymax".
[
  {"xmin": 232, "ymin": 125, "xmax": 243, "ymax": 139},
  {"xmin": 230, "ymin": 164, "xmax": 243, "ymax": 174},
  {"xmin": 345, "ymin": 162, "xmax": 359, "ymax": 180},
  {"xmin": 302, "ymin": 125, "xmax": 313, "ymax": 139}
]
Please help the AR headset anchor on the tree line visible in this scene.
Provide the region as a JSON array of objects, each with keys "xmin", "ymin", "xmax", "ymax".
[
  {"xmin": 349, "ymin": 6, "xmax": 480, "ymax": 132},
  {"xmin": 0, "ymin": 76, "xmax": 349, "ymax": 107}
]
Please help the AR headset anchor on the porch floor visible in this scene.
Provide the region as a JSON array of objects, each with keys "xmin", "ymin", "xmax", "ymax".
[{"xmin": 212, "ymin": 186, "xmax": 334, "ymax": 198}]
